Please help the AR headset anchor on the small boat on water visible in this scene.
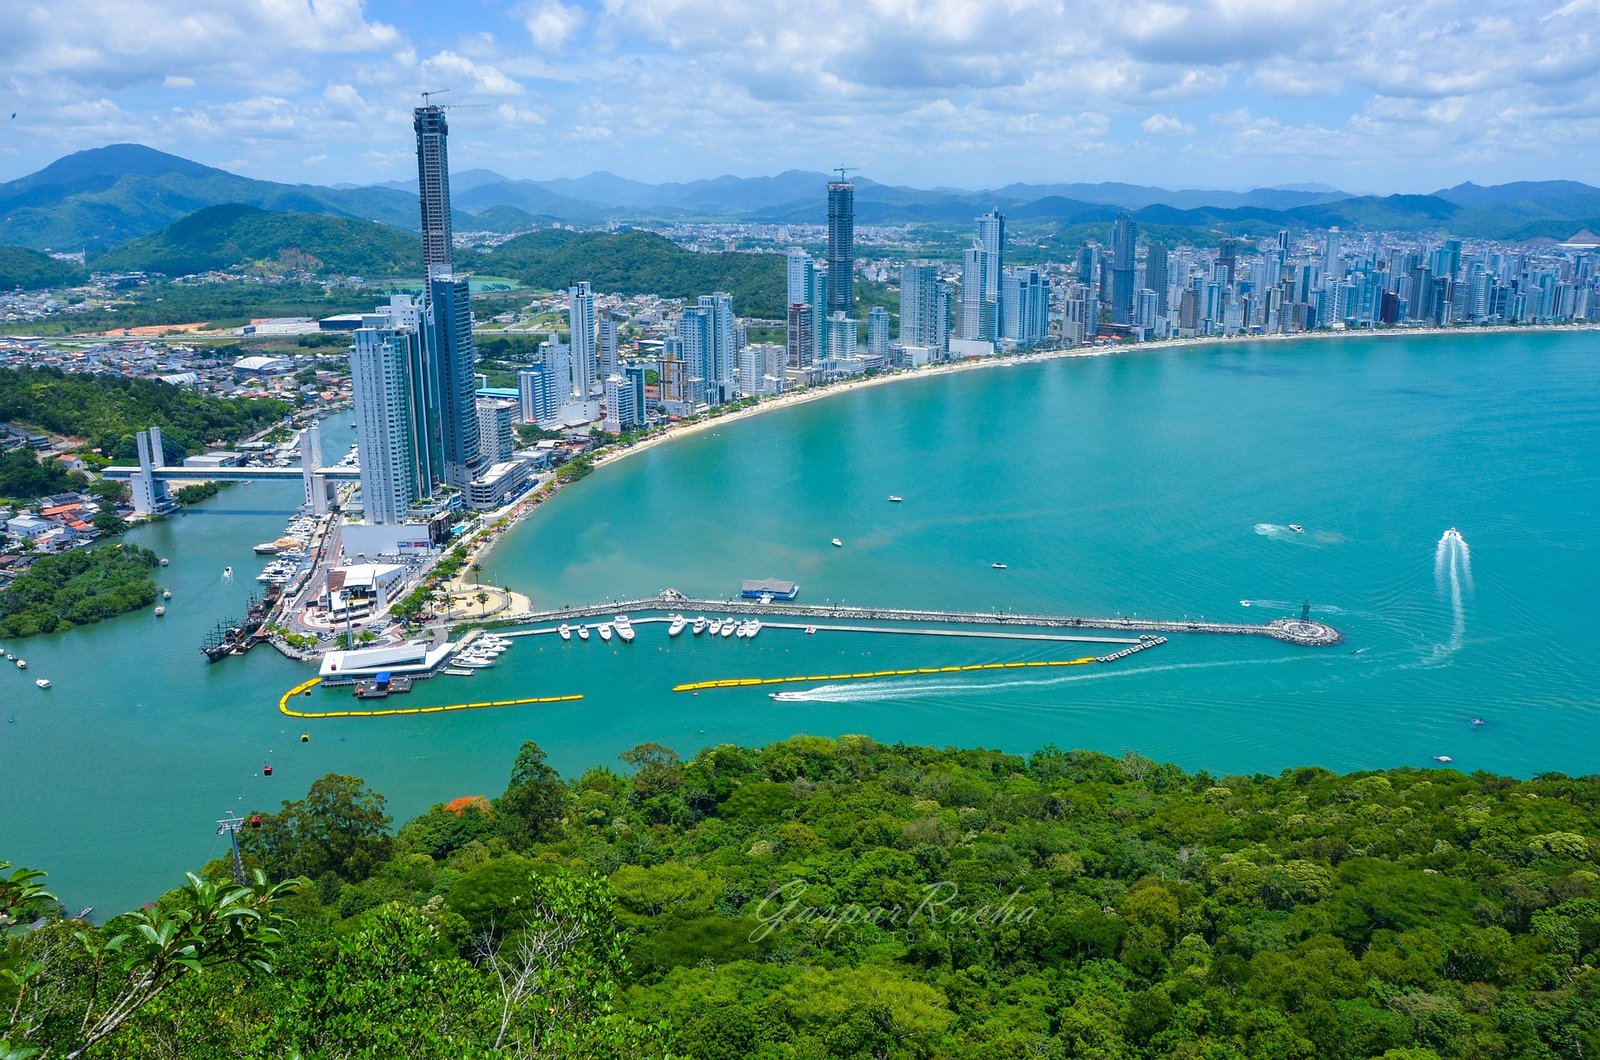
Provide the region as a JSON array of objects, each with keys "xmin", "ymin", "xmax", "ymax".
[
  {"xmin": 735, "ymin": 620, "xmax": 753, "ymax": 639},
  {"xmin": 558, "ymin": 624, "xmax": 572, "ymax": 641},
  {"xmin": 746, "ymin": 619, "xmax": 762, "ymax": 639},
  {"xmin": 35, "ymin": 678, "xmax": 50, "ymax": 689},
  {"xmin": 577, "ymin": 625, "xmax": 590, "ymax": 641},
  {"xmin": 598, "ymin": 623, "xmax": 613, "ymax": 643},
  {"xmin": 1289, "ymin": 524, "xmax": 1305, "ymax": 533},
  {"xmin": 831, "ymin": 538, "xmax": 843, "ymax": 548},
  {"xmin": 1433, "ymin": 755, "xmax": 1453, "ymax": 763},
  {"xmin": 154, "ymin": 605, "xmax": 165, "ymax": 617},
  {"xmin": 692, "ymin": 616, "xmax": 708, "ymax": 635},
  {"xmin": 223, "ymin": 566, "xmax": 233, "ymax": 578},
  {"xmin": 253, "ymin": 542, "xmax": 279, "ymax": 555},
  {"xmin": 159, "ymin": 557, "xmax": 169, "ymax": 566},
  {"xmin": 720, "ymin": 619, "xmax": 738, "ymax": 638},
  {"xmin": 805, "ymin": 626, "xmax": 817, "ymax": 635},
  {"xmin": 16, "ymin": 659, "xmax": 26, "ymax": 670},
  {"xmin": 668, "ymin": 615, "xmax": 687, "ymax": 637},
  {"xmin": 991, "ymin": 562, "xmax": 1007, "ymax": 570},
  {"xmin": 618, "ymin": 624, "xmax": 635, "ymax": 643},
  {"xmin": 888, "ymin": 495, "xmax": 902, "ymax": 503},
  {"xmin": 707, "ymin": 619, "xmax": 723, "ymax": 635},
  {"xmin": 162, "ymin": 589, "xmax": 171, "ymax": 599},
  {"xmin": 1471, "ymin": 717, "xmax": 1486, "ymax": 726}
]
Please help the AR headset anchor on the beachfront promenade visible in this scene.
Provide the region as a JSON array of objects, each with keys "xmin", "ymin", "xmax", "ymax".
[{"xmin": 500, "ymin": 590, "xmax": 1345, "ymax": 647}]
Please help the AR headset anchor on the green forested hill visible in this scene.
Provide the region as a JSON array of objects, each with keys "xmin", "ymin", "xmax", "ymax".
[
  {"xmin": 0, "ymin": 246, "xmax": 87, "ymax": 290},
  {"xmin": 481, "ymin": 229, "xmax": 785, "ymax": 317},
  {"xmin": 89, "ymin": 204, "xmax": 420, "ymax": 278},
  {"xmin": 7, "ymin": 737, "xmax": 1600, "ymax": 1058},
  {"xmin": 0, "ymin": 366, "xmax": 291, "ymax": 459}
]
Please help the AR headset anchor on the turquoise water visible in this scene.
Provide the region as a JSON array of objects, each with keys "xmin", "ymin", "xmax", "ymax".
[{"xmin": 3, "ymin": 331, "xmax": 1597, "ymax": 914}]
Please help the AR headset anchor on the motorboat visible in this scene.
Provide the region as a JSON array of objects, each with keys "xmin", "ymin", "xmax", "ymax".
[
  {"xmin": 991, "ymin": 562, "xmax": 1008, "ymax": 570},
  {"xmin": 16, "ymin": 659, "xmax": 25, "ymax": 670},
  {"xmin": 223, "ymin": 566, "xmax": 233, "ymax": 578},
  {"xmin": 1289, "ymin": 524, "xmax": 1304, "ymax": 533},
  {"xmin": 1471, "ymin": 717, "xmax": 1486, "ymax": 726},
  {"xmin": 614, "ymin": 615, "xmax": 633, "ymax": 634},
  {"xmin": 1433, "ymin": 755, "xmax": 1453, "ymax": 763},
  {"xmin": 720, "ymin": 619, "xmax": 737, "ymax": 638},
  {"xmin": 162, "ymin": 589, "xmax": 171, "ymax": 599},
  {"xmin": 159, "ymin": 557, "xmax": 169, "ymax": 566},
  {"xmin": 253, "ymin": 543, "xmax": 279, "ymax": 555},
  {"xmin": 746, "ymin": 619, "xmax": 762, "ymax": 639},
  {"xmin": 35, "ymin": 678, "xmax": 50, "ymax": 689},
  {"xmin": 831, "ymin": 538, "xmax": 843, "ymax": 547},
  {"xmin": 598, "ymin": 623, "xmax": 613, "ymax": 643},
  {"xmin": 154, "ymin": 605, "xmax": 165, "ymax": 617},
  {"xmin": 577, "ymin": 625, "xmax": 591, "ymax": 641},
  {"xmin": 617, "ymin": 623, "xmax": 635, "ymax": 643},
  {"xmin": 558, "ymin": 624, "xmax": 572, "ymax": 641},
  {"xmin": 888, "ymin": 495, "xmax": 902, "ymax": 503},
  {"xmin": 454, "ymin": 654, "xmax": 496, "ymax": 668},
  {"xmin": 805, "ymin": 626, "xmax": 817, "ymax": 635},
  {"xmin": 735, "ymin": 620, "xmax": 753, "ymax": 639},
  {"xmin": 692, "ymin": 616, "xmax": 708, "ymax": 635},
  {"xmin": 707, "ymin": 619, "xmax": 723, "ymax": 635},
  {"xmin": 668, "ymin": 615, "xmax": 687, "ymax": 637}
]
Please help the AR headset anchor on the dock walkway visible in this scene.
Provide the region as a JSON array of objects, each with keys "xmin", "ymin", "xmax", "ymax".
[{"xmin": 499, "ymin": 591, "xmax": 1343, "ymax": 647}]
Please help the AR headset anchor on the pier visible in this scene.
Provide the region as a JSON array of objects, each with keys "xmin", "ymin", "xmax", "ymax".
[{"xmin": 501, "ymin": 590, "xmax": 1344, "ymax": 647}]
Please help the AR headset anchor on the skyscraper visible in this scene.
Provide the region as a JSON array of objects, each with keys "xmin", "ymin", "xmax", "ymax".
[
  {"xmin": 787, "ymin": 302, "xmax": 816, "ymax": 369},
  {"xmin": 426, "ymin": 271, "xmax": 481, "ymax": 489},
  {"xmin": 1110, "ymin": 214, "xmax": 1137, "ymax": 325},
  {"xmin": 786, "ymin": 248, "xmax": 814, "ymax": 311},
  {"xmin": 826, "ymin": 178, "xmax": 854, "ymax": 315},
  {"xmin": 568, "ymin": 281, "xmax": 597, "ymax": 397},
  {"xmin": 1146, "ymin": 242, "xmax": 1170, "ymax": 313},
  {"xmin": 976, "ymin": 210, "xmax": 1005, "ymax": 330},
  {"xmin": 866, "ymin": 307, "xmax": 890, "ymax": 362},
  {"xmin": 598, "ymin": 315, "xmax": 618, "ymax": 381},
  {"xmin": 959, "ymin": 245, "xmax": 993, "ymax": 340},
  {"xmin": 699, "ymin": 292, "xmax": 738, "ymax": 402},
  {"xmin": 351, "ymin": 322, "xmax": 424, "ymax": 524},
  {"xmin": 414, "ymin": 105, "xmax": 453, "ymax": 273},
  {"xmin": 899, "ymin": 263, "xmax": 941, "ymax": 348}
]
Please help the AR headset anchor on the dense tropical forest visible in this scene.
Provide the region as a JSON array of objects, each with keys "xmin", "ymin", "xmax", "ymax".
[
  {"xmin": 0, "ymin": 247, "xmax": 87, "ymax": 290},
  {"xmin": 6, "ymin": 736, "xmax": 1600, "ymax": 1058},
  {"xmin": 0, "ymin": 446, "xmax": 84, "ymax": 505},
  {"xmin": 0, "ymin": 367, "xmax": 291, "ymax": 461},
  {"xmin": 0, "ymin": 542, "xmax": 159, "ymax": 637}
]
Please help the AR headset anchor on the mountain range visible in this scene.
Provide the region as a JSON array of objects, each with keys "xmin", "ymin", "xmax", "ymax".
[{"xmin": 2, "ymin": 144, "xmax": 1599, "ymax": 267}]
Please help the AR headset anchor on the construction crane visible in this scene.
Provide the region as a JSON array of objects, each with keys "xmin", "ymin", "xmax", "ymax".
[
  {"xmin": 420, "ymin": 88, "xmax": 452, "ymax": 106},
  {"xmin": 833, "ymin": 164, "xmax": 857, "ymax": 182}
]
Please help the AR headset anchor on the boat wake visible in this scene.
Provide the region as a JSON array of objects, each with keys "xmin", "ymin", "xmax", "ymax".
[
  {"xmin": 1254, "ymin": 523, "xmax": 1343, "ymax": 545},
  {"xmin": 1239, "ymin": 599, "xmax": 1350, "ymax": 615},
  {"xmin": 768, "ymin": 657, "xmax": 1304, "ymax": 704},
  {"xmin": 1430, "ymin": 528, "xmax": 1473, "ymax": 660}
]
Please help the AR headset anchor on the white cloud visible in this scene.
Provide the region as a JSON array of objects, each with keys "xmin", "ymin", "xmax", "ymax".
[
  {"xmin": 1141, "ymin": 113, "xmax": 1195, "ymax": 135},
  {"xmin": 523, "ymin": 1, "xmax": 586, "ymax": 49},
  {"xmin": 420, "ymin": 52, "xmax": 524, "ymax": 98},
  {"xmin": 162, "ymin": 75, "xmax": 195, "ymax": 89}
]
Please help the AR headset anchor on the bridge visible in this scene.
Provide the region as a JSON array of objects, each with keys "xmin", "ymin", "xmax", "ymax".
[
  {"xmin": 102, "ymin": 426, "xmax": 358, "ymax": 515},
  {"xmin": 503, "ymin": 590, "xmax": 1345, "ymax": 647}
]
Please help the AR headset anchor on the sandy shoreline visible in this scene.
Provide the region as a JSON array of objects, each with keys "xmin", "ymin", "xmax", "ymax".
[{"xmin": 458, "ymin": 322, "xmax": 1597, "ymax": 586}]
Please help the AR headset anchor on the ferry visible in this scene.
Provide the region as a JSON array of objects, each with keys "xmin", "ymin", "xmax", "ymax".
[
  {"xmin": 888, "ymin": 495, "xmax": 902, "ymax": 503},
  {"xmin": 692, "ymin": 616, "xmax": 708, "ymax": 635},
  {"xmin": 598, "ymin": 623, "xmax": 613, "ymax": 643},
  {"xmin": 35, "ymin": 678, "xmax": 50, "ymax": 689},
  {"xmin": 1289, "ymin": 524, "xmax": 1304, "ymax": 533},
  {"xmin": 668, "ymin": 615, "xmax": 687, "ymax": 637},
  {"xmin": 577, "ymin": 625, "xmax": 590, "ymax": 641},
  {"xmin": 558, "ymin": 623, "xmax": 572, "ymax": 641},
  {"xmin": 831, "ymin": 538, "xmax": 843, "ymax": 548}
]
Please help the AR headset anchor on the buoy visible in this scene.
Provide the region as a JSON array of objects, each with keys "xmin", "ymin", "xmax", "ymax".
[
  {"xmin": 263, "ymin": 764, "xmax": 274, "ymax": 776},
  {"xmin": 300, "ymin": 732, "xmax": 309, "ymax": 742}
]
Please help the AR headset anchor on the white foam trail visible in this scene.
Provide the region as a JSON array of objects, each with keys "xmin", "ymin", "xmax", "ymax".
[
  {"xmin": 772, "ymin": 657, "xmax": 1302, "ymax": 704},
  {"xmin": 1431, "ymin": 529, "xmax": 1470, "ymax": 660},
  {"xmin": 1457, "ymin": 535, "xmax": 1474, "ymax": 593},
  {"xmin": 1434, "ymin": 535, "xmax": 1448, "ymax": 581}
]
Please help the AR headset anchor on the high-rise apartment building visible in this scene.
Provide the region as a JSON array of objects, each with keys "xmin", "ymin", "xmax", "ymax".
[
  {"xmin": 475, "ymin": 397, "xmax": 517, "ymax": 464},
  {"xmin": 959, "ymin": 245, "xmax": 993, "ymax": 340},
  {"xmin": 1001, "ymin": 266, "xmax": 1049, "ymax": 347},
  {"xmin": 598, "ymin": 315, "xmax": 618, "ymax": 381},
  {"xmin": 825, "ymin": 312, "xmax": 857, "ymax": 361},
  {"xmin": 414, "ymin": 105, "xmax": 453, "ymax": 272},
  {"xmin": 1146, "ymin": 242, "xmax": 1170, "ymax": 313},
  {"xmin": 899, "ymin": 263, "xmax": 941, "ymax": 348},
  {"xmin": 1110, "ymin": 215, "xmax": 1137, "ymax": 325},
  {"xmin": 787, "ymin": 303, "xmax": 816, "ymax": 369},
  {"xmin": 425, "ymin": 270, "xmax": 480, "ymax": 489},
  {"xmin": 518, "ymin": 365, "xmax": 558, "ymax": 427},
  {"xmin": 568, "ymin": 281, "xmax": 597, "ymax": 397},
  {"xmin": 826, "ymin": 179, "xmax": 854, "ymax": 315},
  {"xmin": 351, "ymin": 321, "xmax": 426, "ymax": 524},
  {"xmin": 977, "ymin": 210, "xmax": 1005, "ymax": 332}
]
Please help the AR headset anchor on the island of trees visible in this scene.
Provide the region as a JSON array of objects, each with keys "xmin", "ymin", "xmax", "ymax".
[
  {"xmin": 0, "ymin": 542, "xmax": 160, "ymax": 637},
  {"xmin": 6, "ymin": 736, "xmax": 1600, "ymax": 1057}
]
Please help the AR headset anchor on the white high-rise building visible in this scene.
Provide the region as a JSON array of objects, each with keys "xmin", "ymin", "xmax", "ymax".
[
  {"xmin": 1001, "ymin": 266, "xmax": 1049, "ymax": 347},
  {"xmin": 475, "ymin": 397, "xmax": 517, "ymax": 464},
  {"xmin": 976, "ymin": 210, "xmax": 1004, "ymax": 326},
  {"xmin": 1324, "ymin": 227, "xmax": 1343, "ymax": 281},
  {"xmin": 959, "ymin": 245, "xmax": 992, "ymax": 340},
  {"xmin": 826, "ymin": 312, "xmax": 856, "ymax": 360},
  {"xmin": 698, "ymin": 292, "xmax": 738, "ymax": 402},
  {"xmin": 542, "ymin": 334, "xmax": 573, "ymax": 401},
  {"xmin": 603, "ymin": 373, "xmax": 639, "ymax": 434},
  {"xmin": 867, "ymin": 306, "xmax": 890, "ymax": 362},
  {"xmin": 598, "ymin": 315, "xmax": 618, "ymax": 381},
  {"xmin": 786, "ymin": 248, "xmax": 813, "ymax": 310},
  {"xmin": 351, "ymin": 324, "xmax": 423, "ymax": 524},
  {"xmin": 568, "ymin": 281, "xmax": 597, "ymax": 396},
  {"xmin": 518, "ymin": 365, "xmax": 558, "ymax": 426}
]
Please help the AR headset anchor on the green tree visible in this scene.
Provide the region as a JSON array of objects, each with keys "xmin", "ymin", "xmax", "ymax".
[
  {"xmin": 241, "ymin": 774, "xmax": 392, "ymax": 888},
  {"xmin": 498, "ymin": 742, "xmax": 571, "ymax": 842}
]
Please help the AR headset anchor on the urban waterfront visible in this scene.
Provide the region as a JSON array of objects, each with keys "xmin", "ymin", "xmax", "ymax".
[{"xmin": 3, "ymin": 328, "xmax": 1597, "ymax": 915}]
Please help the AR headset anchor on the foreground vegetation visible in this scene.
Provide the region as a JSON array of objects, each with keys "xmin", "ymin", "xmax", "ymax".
[
  {"xmin": 0, "ymin": 367, "xmax": 291, "ymax": 461},
  {"xmin": 8, "ymin": 739, "xmax": 1600, "ymax": 1056},
  {"xmin": 0, "ymin": 542, "xmax": 159, "ymax": 637}
]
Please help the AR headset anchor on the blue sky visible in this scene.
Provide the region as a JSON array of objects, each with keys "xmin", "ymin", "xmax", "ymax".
[{"xmin": 2, "ymin": 0, "xmax": 1598, "ymax": 192}]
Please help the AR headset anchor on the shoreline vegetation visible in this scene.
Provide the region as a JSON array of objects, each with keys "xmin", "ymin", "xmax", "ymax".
[
  {"xmin": 456, "ymin": 321, "xmax": 1598, "ymax": 592},
  {"xmin": 7, "ymin": 737, "xmax": 1600, "ymax": 1057}
]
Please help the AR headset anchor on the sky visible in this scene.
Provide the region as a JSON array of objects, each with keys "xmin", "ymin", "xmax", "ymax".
[{"xmin": 2, "ymin": 0, "xmax": 1598, "ymax": 193}]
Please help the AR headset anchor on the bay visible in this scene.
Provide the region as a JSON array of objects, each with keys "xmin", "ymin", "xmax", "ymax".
[{"xmin": 2, "ymin": 330, "xmax": 1596, "ymax": 915}]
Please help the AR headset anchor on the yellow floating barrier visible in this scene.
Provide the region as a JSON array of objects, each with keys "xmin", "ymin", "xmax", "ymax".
[
  {"xmin": 278, "ymin": 677, "xmax": 583, "ymax": 719},
  {"xmin": 670, "ymin": 655, "xmax": 1113, "ymax": 693}
]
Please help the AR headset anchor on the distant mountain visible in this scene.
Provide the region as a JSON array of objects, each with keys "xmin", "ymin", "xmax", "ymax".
[
  {"xmin": 460, "ymin": 204, "xmax": 552, "ymax": 234},
  {"xmin": 0, "ymin": 144, "xmax": 419, "ymax": 251},
  {"xmin": 0, "ymin": 246, "xmax": 87, "ymax": 290},
  {"xmin": 90, "ymin": 204, "xmax": 419, "ymax": 278},
  {"xmin": 452, "ymin": 180, "xmax": 617, "ymax": 225},
  {"xmin": 479, "ymin": 230, "xmax": 785, "ymax": 317},
  {"xmin": 372, "ymin": 168, "xmax": 510, "ymax": 195}
]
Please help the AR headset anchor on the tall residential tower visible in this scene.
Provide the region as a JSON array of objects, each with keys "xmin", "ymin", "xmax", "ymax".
[{"xmin": 826, "ymin": 177, "xmax": 854, "ymax": 315}]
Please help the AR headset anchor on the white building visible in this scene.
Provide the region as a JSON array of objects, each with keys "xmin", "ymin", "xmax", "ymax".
[
  {"xmin": 350, "ymin": 323, "xmax": 423, "ymax": 524},
  {"xmin": 568, "ymin": 282, "xmax": 597, "ymax": 396},
  {"xmin": 475, "ymin": 396, "xmax": 517, "ymax": 464}
]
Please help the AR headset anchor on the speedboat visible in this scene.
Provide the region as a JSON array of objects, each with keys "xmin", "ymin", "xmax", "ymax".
[
  {"xmin": 154, "ymin": 605, "xmax": 165, "ymax": 616},
  {"xmin": 617, "ymin": 623, "xmax": 635, "ymax": 643},
  {"xmin": 16, "ymin": 659, "xmax": 26, "ymax": 670},
  {"xmin": 805, "ymin": 626, "xmax": 817, "ymax": 635},
  {"xmin": 707, "ymin": 619, "xmax": 723, "ymax": 635},
  {"xmin": 1289, "ymin": 524, "xmax": 1304, "ymax": 533},
  {"xmin": 888, "ymin": 495, "xmax": 902, "ymax": 503},
  {"xmin": 692, "ymin": 616, "xmax": 708, "ymax": 635},
  {"xmin": 223, "ymin": 566, "xmax": 233, "ymax": 578},
  {"xmin": 454, "ymin": 653, "xmax": 496, "ymax": 668},
  {"xmin": 598, "ymin": 623, "xmax": 613, "ymax": 643},
  {"xmin": 558, "ymin": 623, "xmax": 572, "ymax": 641},
  {"xmin": 35, "ymin": 678, "xmax": 50, "ymax": 689},
  {"xmin": 746, "ymin": 619, "xmax": 762, "ymax": 639},
  {"xmin": 735, "ymin": 620, "xmax": 753, "ymax": 639},
  {"xmin": 1433, "ymin": 755, "xmax": 1453, "ymax": 763},
  {"xmin": 614, "ymin": 615, "xmax": 633, "ymax": 633},
  {"xmin": 831, "ymin": 538, "xmax": 843, "ymax": 547},
  {"xmin": 1470, "ymin": 717, "xmax": 1486, "ymax": 726},
  {"xmin": 162, "ymin": 589, "xmax": 171, "ymax": 599},
  {"xmin": 720, "ymin": 619, "xmax": 737, "ymax": 638},
  {"xmin": 991, "ymin": 562, "xmax": 1007, "ymax": 570},
  {"xmin": 253, "ymin": 543, "xmax": 279, "ymax": 555},
  {"xmin": 668, "ymin": 615, "xmax": 687, "ymax": 637},
  {"xmin": 577, "ymin": 625, "xmax": 590, "ymax": 641}
]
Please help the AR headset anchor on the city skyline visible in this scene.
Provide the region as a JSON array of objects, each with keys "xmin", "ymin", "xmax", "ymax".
[{"xmin": 3, "ymin": 1, "xmax": 1598, "ymax": 192}]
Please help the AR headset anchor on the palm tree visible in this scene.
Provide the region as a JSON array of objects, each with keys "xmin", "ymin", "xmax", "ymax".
[{"xmin": 476, "ymin": 591, "xmax": 489, "ymax": 615}]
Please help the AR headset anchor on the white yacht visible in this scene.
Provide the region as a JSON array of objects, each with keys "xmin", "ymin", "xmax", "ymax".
[
  {"xmin": 558, "ymin": 623, "xmax": 572, "ymax": 641},
  {"xmin": 707, "ymin": 619, "xmax": 723, "ymax": 635},
  {"xmin": 154, "ymin": 605, "xmax": 165, "ymax": 617},
  {"xmin": 577, "ymin": 625, "xmax": 590, "ymax": 641},
  {"xmin": 35, "ymin": 678, "xmax": 50, "ymax": 689},
  {"xmin": 691, "ymin": 616, "xmax": 708, "ymax": 635},
  {"xmin": 667, "ymin": 615, "xmax": 687, "ymax": 637},
  {"xmin": 617, "ymin": 623, "xmax": 635, "ymax": 643},
  {"xmin": 831, "ymin": 538, "xmax": 843, "ymax": 547},
  {"xmin": 598, "ymin": 623, "xmax": 613, "ymax": 643},
  {"xmin": 720, "ymin": 619, "xmax": 738, "ymax": 638},
  {"xmin": 747, "ymin": 619, "xmax": 762, "ymax": 639},
  {"xmin": 613, "ymin": 615, "xmax": 633, "ymax": 634}
]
